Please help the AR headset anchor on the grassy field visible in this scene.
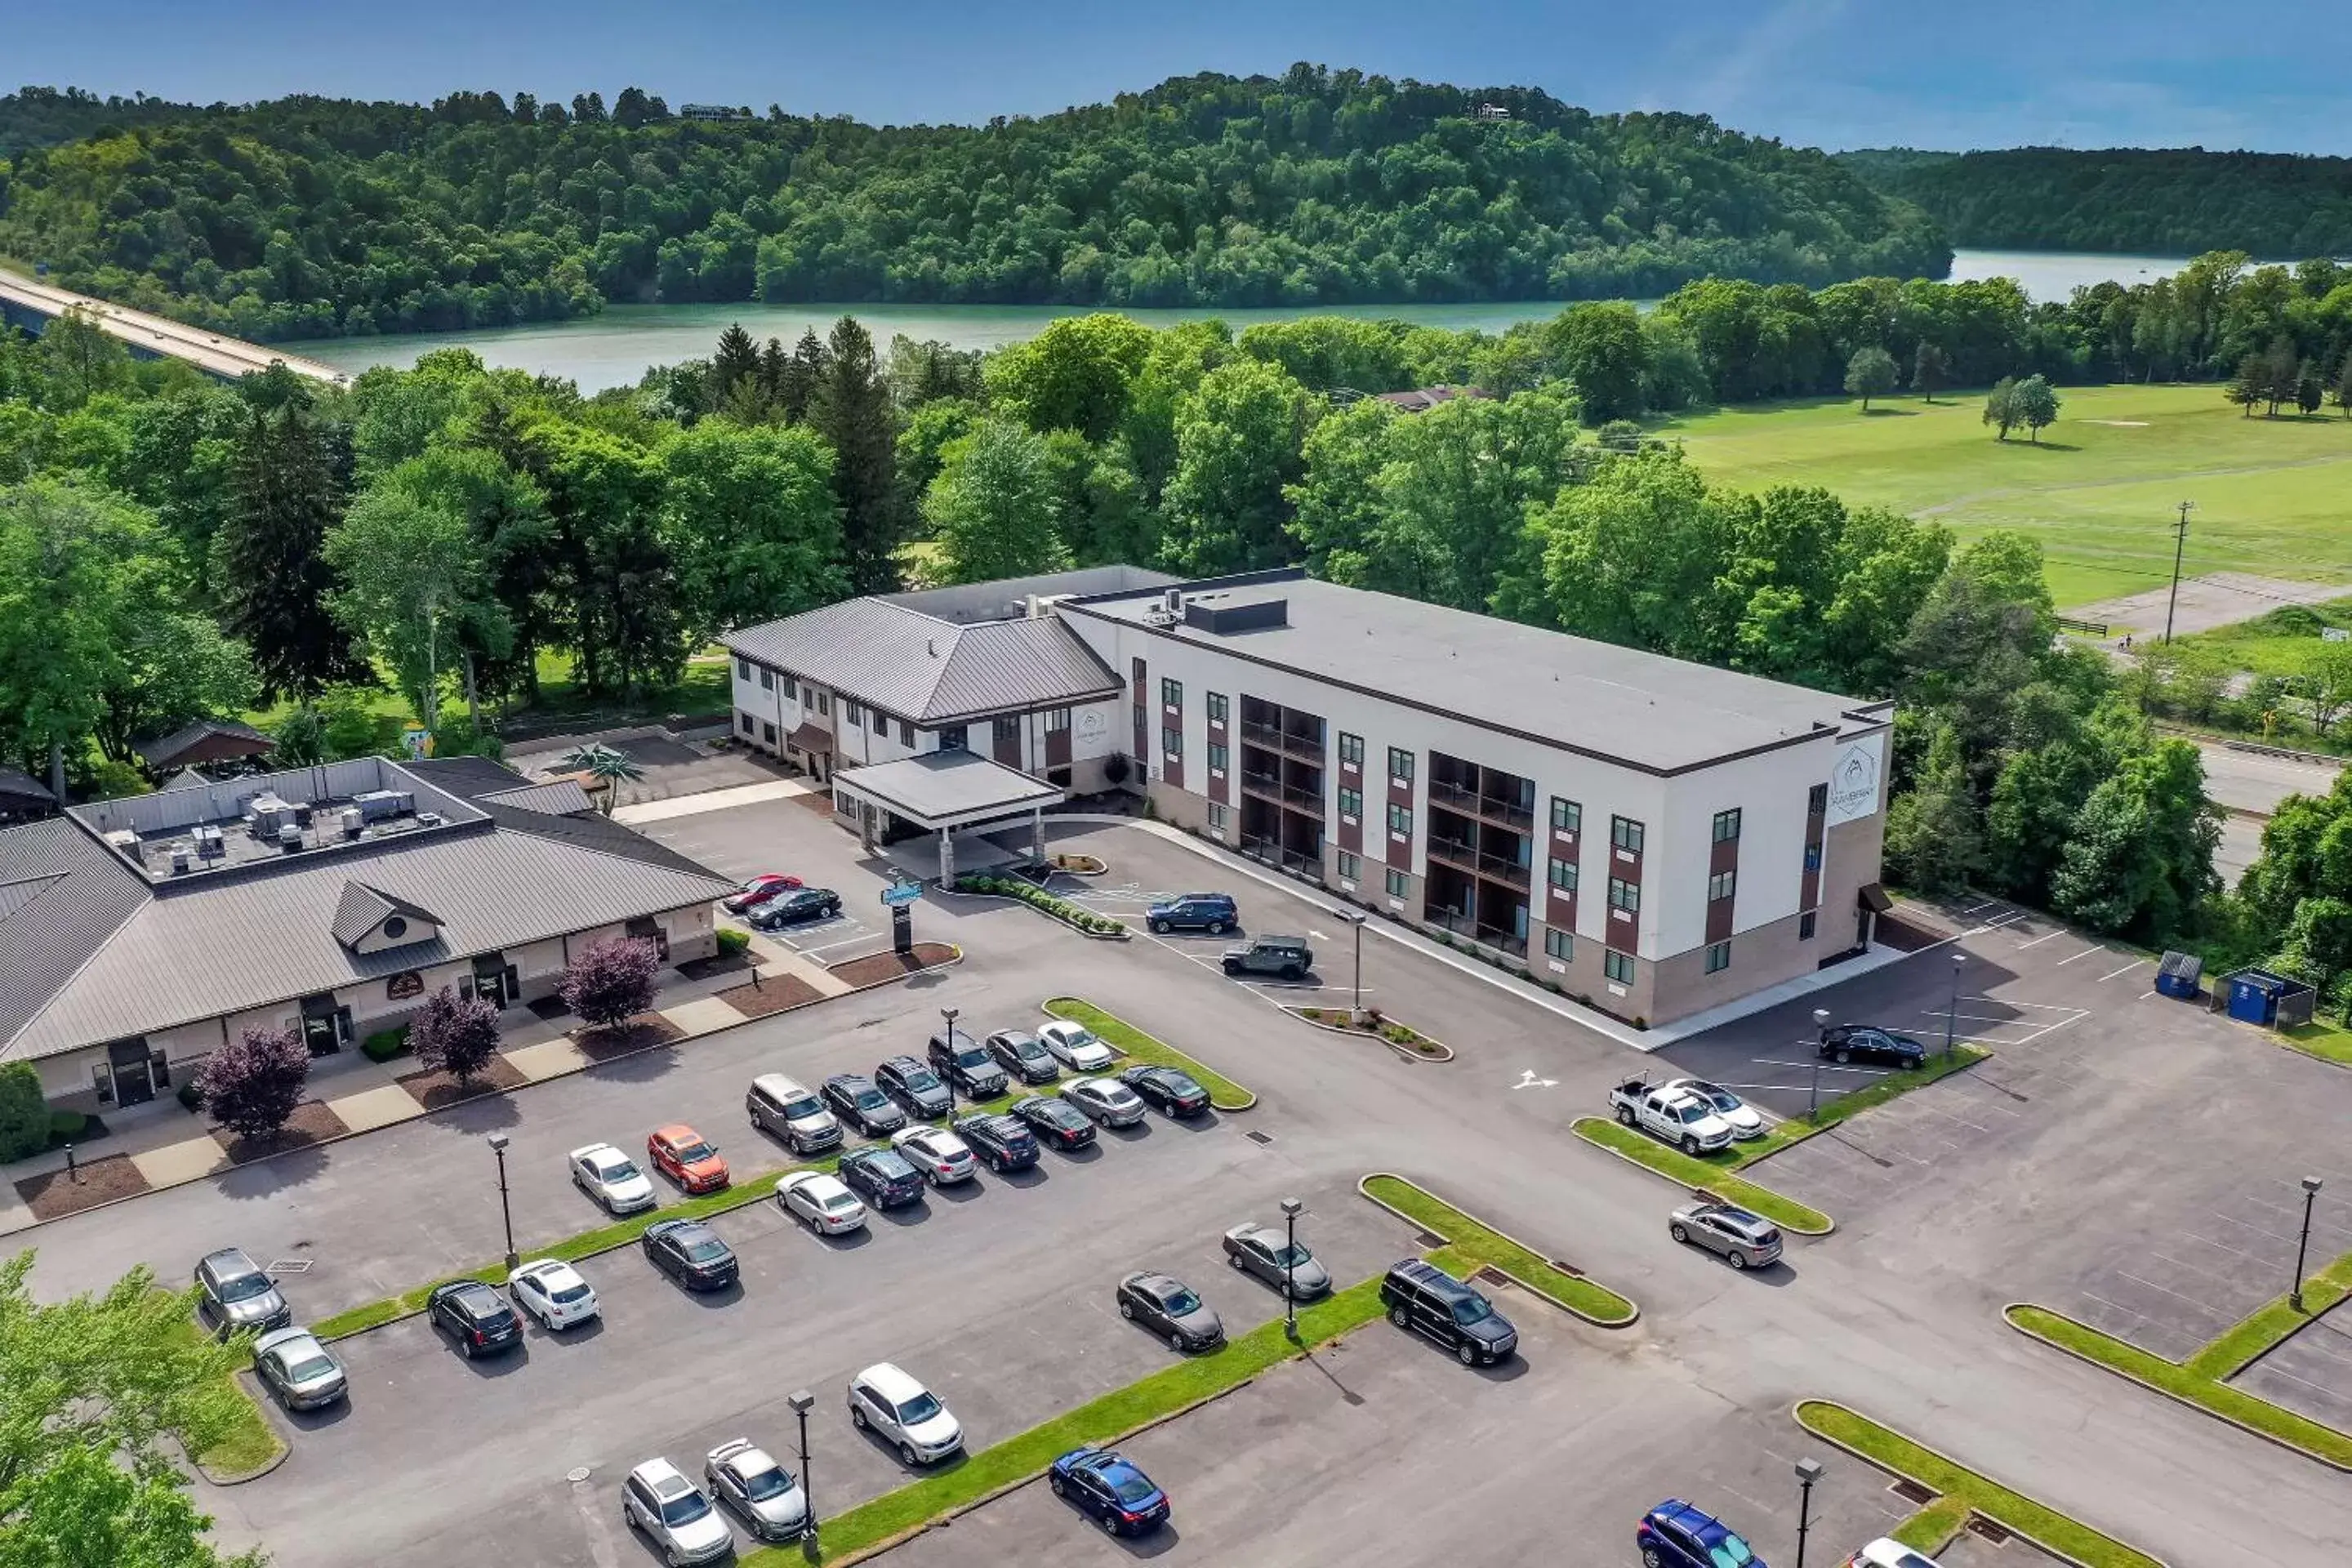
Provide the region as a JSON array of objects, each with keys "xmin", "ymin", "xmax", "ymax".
[
  {"xmin": 2167, "ymin": 597, "xmax": 2352, "ymax": 679},
  {"xmin": 243, "ymin": 649, "xmax": 731, "ymax": 747},
  {"xmin": 1656, "ymin": 384, "xmax": 2352, "ymax": 609}
]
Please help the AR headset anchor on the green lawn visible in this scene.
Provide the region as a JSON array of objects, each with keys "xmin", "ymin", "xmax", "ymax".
[
  {"xmin": 1358, "ymin": 1174, "xmax": 1637, "ymax": 1325},
  {"xmin": 1040, "ymin": 998, "xmax": 1257, "ymax": 1111},
  {"xmin": 1655, "ymin": 384, "xmax": 2352, "ymax": 610},
  {"xmin": 1796, "ymin": 1401, "xmax": 2165, "ymax": 1568},
  {"xmin": 2280, "ymin": 1016, "xmax": 2352, "ymax": 1067},
  {"xmin": 243, "ymin": 648, "xmax": 732, "ymax": 747},
  {"xmin": 163, "ymin": 1316, "xmax": 284, "ymax": 1479},
  {"xmin": 1570, "ymin": 1118, "xmax": 1833, "ymax": 1234}
]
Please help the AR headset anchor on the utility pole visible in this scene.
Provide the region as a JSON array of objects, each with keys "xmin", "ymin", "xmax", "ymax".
[{"xmin": 2163, "ymin": 501, "xmax": 2194, "ymax": 644}]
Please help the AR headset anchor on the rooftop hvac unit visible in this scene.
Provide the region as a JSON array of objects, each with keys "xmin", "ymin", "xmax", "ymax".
[
  {"xmin": 170, "ymin": 844, "xmax": 193, "ymax": 875},
  {"xmin": 102, "ymin": 828, "xmax": 141, "ymax": 859},
  {"xmin": 351, "ymin": 789, "xmax": 414, "ymax": 823},
  {"xmin": 1163, "ymin": 588, "xmax": 1184, "ymax": 613},
  {"xmin": 341, "ymin": 807, "xmax": 363, "ymax": 840},
  {"xmin": 248, "ymin": 795, "xmax": 299, "ymax": 838},
  {"xmin": 416, "ymin": 811, "xmax": 445, "ymax": 827},
  {"xmin": 278, "ymin": 823, "xmax": 305, "ymax": 852}
]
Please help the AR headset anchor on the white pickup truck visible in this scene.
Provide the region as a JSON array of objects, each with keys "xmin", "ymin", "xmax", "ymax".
[{"xmin": 1606, "ymin": 1077, "xmax": 1735, "ymax": 1155}]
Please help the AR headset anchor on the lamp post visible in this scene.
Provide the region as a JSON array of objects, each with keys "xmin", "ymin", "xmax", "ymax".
[
  {"xmin": 1281, "ymin": 1196, "xmax": 1304, "ymax": 1340},
  {"xmin": 1793, "ymin": 1456, "xmax": 1824, "ymax": 1568},
  {"xmin": 938, "ymin": 1006, "xmax": 960, "ymax": 1116},
  {"xmin": 2292, "ymin": 1176, "xmax": 2323, "ymax": 1311},
  {"xmin": 1345, "ymin": 911, "xmax": 1368, "ymax": 1016},
  {"xmin": 487, "ymin": 1132, "xmax": 517, "ymax": 1271},
  {"xmin": 63, "ymin": 1142, "xmax": 77, "ymax": 1184},
  {"xmin": 788, "ymin": 1388, "xmax": 816, "ymax": 1539},
  {"xmin": 1808, "ymin": 1009, "xmax": 1830, "ymax": 1122},
  {"xmin": 1944, "ymin": 951, "xmax": 1965, "ymax": 1060}
]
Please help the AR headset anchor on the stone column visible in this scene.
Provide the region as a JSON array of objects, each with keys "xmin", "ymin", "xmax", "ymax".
[
  {"xmin": 938, "ymin": 826, "xmax": 956, "ymax": 888},
  {"xmin": 1031, "ymin": 807, "xmax": 1045, "ymax": 866}
]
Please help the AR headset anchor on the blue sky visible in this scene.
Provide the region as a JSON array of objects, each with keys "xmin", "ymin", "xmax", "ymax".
[{"xmin": 11, "ymin": 0, "xmax": 2350, "ymax": 154}]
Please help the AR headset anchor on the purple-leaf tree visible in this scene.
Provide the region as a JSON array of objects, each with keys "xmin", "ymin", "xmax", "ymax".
[
  {"xmin": 559, "ymin": 937, "xmax": 662, "ymax": 1030},
  {"xmin": 409, "ymin": 987, "xmax": 503, "ymax": 1085},
  {"xmin": 197, "ymin": 1025, "xmax": 310, "ymax": 1141}
]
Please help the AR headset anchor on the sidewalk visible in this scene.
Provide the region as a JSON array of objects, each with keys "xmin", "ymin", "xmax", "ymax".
[{"xmin": 0, "ymin": 924, "xmax": 933, "ymax": 1236}]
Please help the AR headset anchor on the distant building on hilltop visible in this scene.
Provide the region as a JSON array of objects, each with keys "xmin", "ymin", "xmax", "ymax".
[
  {"xmin": 679, "ymin": 104, "xmax": 752, "ymax": 122},
  {"xmin": 1374, "ymin": 385, "xmax": 1494, "ymax": 414}
]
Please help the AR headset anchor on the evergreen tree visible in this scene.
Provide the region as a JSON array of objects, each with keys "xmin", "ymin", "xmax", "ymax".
[
  {"xmin": 1911, "ymin": 341, "xmax": 1949, "ymax": 402},
  {"xmin": 2335, "ymin": 352, "xmax": 2352, "ymax": 419},
  {"xmin": 778, "ymin": 328, "xmax": 828, "ymax": 423},
  {"xmin": 757, "ymin": 336, "xmax": 791, "ymax": 408},
  {"xmin": 214, "ymin": 402, "xmax": 363, "ymax": 701},
  {"xmin": 809, "ymin": 317, "xmax": 902, "ymax": 593},
  {"xmin": 710, "ymin": 323, "xmax": 760, "ymax": 412}
]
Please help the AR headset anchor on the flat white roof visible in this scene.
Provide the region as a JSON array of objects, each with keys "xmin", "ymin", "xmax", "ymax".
[{"xmin": 831, "ymin": 751, "xmax": 1064, "ymax": 830}]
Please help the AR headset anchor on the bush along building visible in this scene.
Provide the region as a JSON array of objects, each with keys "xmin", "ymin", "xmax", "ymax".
[
  {"xmin": 0, "ymin": 755, "xmax": 730, "ymax": 1113},
  {"xmin": 725, "ymin": 566, "xmax": 1892, "ymax": 1027}
]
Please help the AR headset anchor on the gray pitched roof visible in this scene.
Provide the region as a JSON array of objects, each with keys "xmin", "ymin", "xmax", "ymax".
[
  {"xmin": 479, "ymin": 779, "xmax": 596, "ymax": 817},
  {"xmin": 724, "ymin": 598, "xmax": 1120, "ymax": 722},
  {"xmin": 834, "ymin": 751, "xmax": 1064, "ymax": 825},
  {"xmin": 329, "ymin": 881, "xmax": 445, "ymax": 950},
  {"xmin": 0, "ymin": 819, "xmax": 152, "ymax": 1049},
  {"xmin": 404, "ymin": 757, "xmax": 716, "ymax": 879},
  {"xmin": 0, "ymin": 768, "xmax": 54, "ymax": 807},
  {"xmin": 133, "ymin": 719, "xmax": 275, "ymax": 769}
]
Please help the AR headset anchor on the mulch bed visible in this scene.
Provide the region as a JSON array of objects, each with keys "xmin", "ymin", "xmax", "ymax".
[
  {"xmin": 788, "ymin": 790, "xmax": 837, "ymax": 817},
  {"xmin": 676, "ymin": 949, "xmax": 758, "ymax": 982},
  {"xmin": 216, "ymin": 1100, "xmax": 351, "ymax": 1165},
  {"xmin": 829, "ymin": 942, "xmax": 957, "ymax": 987},
  {"xmin": 395, "ymin": 1055, "xmax": 530, "ymax": 1111},
  {"xmin": 15, "ymin": 1152, "xmax": 152, "ymax": 1220},
  {"xmin": 571, "ymin": 1013, "xmax": 687, "ymax": 1062},
  {"xmin": 719, "ymin": 973, "xmax": 825, "ymax": 1018}
]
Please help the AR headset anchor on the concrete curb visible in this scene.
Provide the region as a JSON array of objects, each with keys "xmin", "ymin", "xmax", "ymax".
[
  {"xmin": 1567, "ymin": 1119, "xmax": 1836, "ymax": 1236},
  {"xmin": 1790, "ymin": 1398, "xmax": 2172, "ymax": 1568},
  {"xmin": 2002, "ymin": 1303, "xmax": 2352, "ymax": 1474},
  {"xmin": 2, "ymin": 948, "xmax": 965, "ymax": 1241},
  {"xmin": 1356, "ymin": 1173, "xmax": 1639, "ymax": 1329},
  {"xmin": 1036, "ymin": 998, "xmax": 1258, "ymax": 1112},
  {"xmin": 185, "ymin": 1389, "xmax": 291, "ymax": 1488},
  {"xmin": 1282, "ymin": 1007, "xmax": 1454, "ymax": 1062}
]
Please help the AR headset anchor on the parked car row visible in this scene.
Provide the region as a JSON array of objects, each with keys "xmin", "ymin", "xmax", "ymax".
[{"xmin": 1640, "ymin": 1499, "xmax": 1944, "ymax": 1568}]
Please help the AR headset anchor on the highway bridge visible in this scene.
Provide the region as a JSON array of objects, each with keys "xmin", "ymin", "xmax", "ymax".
[{"xmin": 0, "ymin": 269, "xmax": 345, "ymax": 385}]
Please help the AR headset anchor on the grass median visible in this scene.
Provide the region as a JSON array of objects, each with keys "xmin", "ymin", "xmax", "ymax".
[
  {"xmin": 162, "ymin": 1314, "xmax": 284, "ymax": 1480},
  {"xmin": 2279, "ymin": 1017, "xmax": 2352, "ymax": 1067},
  {"xmin": 2007, "ymin": 1299, "xmax": 2352, "ymax": 1468},
  {"xmin": 1570, "ymin": 1118, "xmax": 1833, "ymax": 1235},
  {"xmin": 1358, "ymin": 1174, "xmax": 1636, "ymax": 1325},
  {"xmin": 743, "ymin": 1278, "xmax": 1389, "ymax": 1564},
  {"xmin": 1796, "ymin": 1400, "xmax": 2165, "ymax": 1568},
  {"xmin": 1041, "ymin": 998, "xmax": 1256, "ymax": 1110}
]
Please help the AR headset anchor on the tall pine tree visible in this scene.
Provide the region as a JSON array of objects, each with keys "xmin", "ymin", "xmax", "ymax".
[
  {"xmin": 710, "ymin": 323, "xmax": 760, "ymax": 412},
  {"xmin": 778, "ymin": 328, "xmax": 828, "ymax": 424},
  {"xmin": 810, "ymin": 317, "xmax": 902, "ymax": 594},
  {"xmin": 215, "ymin": 399, "xmax": 363, "ymax": 702}
]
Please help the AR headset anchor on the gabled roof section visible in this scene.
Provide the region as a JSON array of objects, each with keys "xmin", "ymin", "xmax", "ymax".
[
  {"xmin": 403, "ymin": 757, "xmax": 718, "ymax": 879},
  {"xmin": 724, "ymin": 597, "xmax": 1120, "ymax": 723},
  {"xmin": 133, "ymin": 718, "xmax": 275, "ymax": 770},
  {"xmin": 330, "ymin": 881, "xmax": 445, "ymax": 951},
  {"xmin": 479, "ymin": 779, "xmax": 596, "ymax": 817},
  {"xmin": 0, "ymin": 818, "xmax": 152, "ymax": 1049},
  {"xmin": 0, "ymin": 768, "xmax": 55, "ymax": 808}
]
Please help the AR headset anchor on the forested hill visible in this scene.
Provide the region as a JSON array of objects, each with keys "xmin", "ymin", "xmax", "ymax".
[
  {"xmin": 0, "ymin": 66, "xmax": 1948, "ymax": 340},
  {"xmin": 1846, "ymin": 147, "xmax": 2352, "ymax": 258},
  {"xmin": 0, "ymin": 86, "xmax": 203, "ymax": 158}
]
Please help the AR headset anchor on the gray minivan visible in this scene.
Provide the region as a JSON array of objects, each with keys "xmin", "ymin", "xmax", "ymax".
[{"xmin": 747, "ymin": 1073, "xmax": 844, "ymax": 1154}]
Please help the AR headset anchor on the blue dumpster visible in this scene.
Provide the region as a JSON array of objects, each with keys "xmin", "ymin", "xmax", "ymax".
[
  {"xmin": 2155, "ymin": 951, "xmax": 2202, "ymax": 1001},
  {"xmin": 2223, "ymin": 968, "xmax": 2314, "ymax": 1027}
]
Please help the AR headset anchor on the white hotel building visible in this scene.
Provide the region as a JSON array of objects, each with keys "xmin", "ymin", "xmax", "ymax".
[{"xmin": 726, "ymin": 566, "xmax": 1891, "ymax": 1027}]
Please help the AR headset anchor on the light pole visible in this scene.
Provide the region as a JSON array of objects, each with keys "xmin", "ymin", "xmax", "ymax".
[
  {"xmin": 1793, "ymin": 1457, "xmax": 1824, "ymax": 1568},
  {"xmin": 487, "ymin": 1132, "xmax": 518, "ymax": 1271},
  {"xmin": 938, "ymin": 1006, "xmax": 960, "ymax": 1116},
  {"xmin": 788, "ymin": 1388, "xmax": 816, "ymax": 1540},
  {"xmin": 1345, "ymin": 911, "xmax": 1368, "ymax": 1016},
  {"xmin": 1809, "ymin": 1009, "xmax": 1830, "ymax": 1122},
  {"xmin": 1281, "ymin": 1196, "xmax": 1304, "ymax": 1340},
  {"xmin": 1944, "ymin": 950, "xmax": 1965, "ymax": 1060},
  {"xmin": 2292, "ymin": 1176, "xmax": 2323, "ymax": 1311}
]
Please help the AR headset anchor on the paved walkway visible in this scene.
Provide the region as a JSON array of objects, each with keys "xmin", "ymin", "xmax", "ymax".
[
  {"xmin": 612, "ymin": 777, "xmax": 819, "ymax": 823},
  {"xmin": 0, "ymin": 921, "xmax": 900, "ymax": 1236}
]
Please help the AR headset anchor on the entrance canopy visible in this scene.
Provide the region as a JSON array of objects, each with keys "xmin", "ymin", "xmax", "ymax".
[{"xmin": 832, "ymin": 751, "xmax": 1063, "ymax": 832}]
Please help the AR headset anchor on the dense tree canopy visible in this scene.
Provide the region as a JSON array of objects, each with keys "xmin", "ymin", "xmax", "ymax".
[{"xmin": 0, "ymin": 66, "xmax": 1948, "ymax": 339}]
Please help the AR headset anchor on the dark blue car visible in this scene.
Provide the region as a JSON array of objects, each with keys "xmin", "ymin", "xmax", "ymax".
[
  {"xmin": 1638, "ymin": 1499, "xmax": 1762, "ymax": 1568},
  {"xmin": 837, "ymin": 1147, "xmax": 926, "ymax": 1209},
  {"xmin": 1145, "ymin": 892, "xmax": 1237, "ymax": 935},
  {"xmin": 1049, "ymin": 1446, "xmax": 1169, "ymax": 1537}
]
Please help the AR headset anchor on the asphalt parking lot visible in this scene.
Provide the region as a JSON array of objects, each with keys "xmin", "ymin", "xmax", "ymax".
[{"xmin": 642, "ymin": 795, "xmax": 894, "ymax": 960}]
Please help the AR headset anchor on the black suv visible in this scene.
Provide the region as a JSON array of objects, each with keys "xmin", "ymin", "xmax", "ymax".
[
  {"xmin": 875, "ymin": 1054, "xmax": 953, "ymax": 1119},
  {"xmin": 986, "ymin": 1029, "xmax": 1062, "ymax": 1085},
  {"xmin": 1222, "ymin": 934, "xmax": 1312, "ymax": 980},
  {"xmin": 1146, "ymin": 892, "xmax": 1238, "ymax": 934},
  {"xmin": 1379, "ymin": 1258, "xmax": 1517, "ymax": 1366},
  {"xmin": 426, "ymin": 1280, "xmax": 523, "ymax": 1358},
  {"xmin": 928, "ymin": 1027, "xmax": 1009, "ymax": 1098},
  {"xmin": 838, "ymin": 1147, "xmax": 926, "ymax": 1209},
  {"xmin": 952, "ymin": 1111, "xmax": 1041, "ymax": 1172},
  {"xmin": 822, "ymin": 1072, "xmax": 909, "ymax": 1136}
]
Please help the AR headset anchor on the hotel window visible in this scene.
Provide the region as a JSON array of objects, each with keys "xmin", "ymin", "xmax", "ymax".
[
  {"xmin": 1385, "ymin": 867, "xmax": 1410, "ymax": 899},
  {"xmin": 938, "ymin": 725, "xmax": 967, "ymax": 751},
  {"xmin": 1161, "ymin": 677, "xmax": 1183, "ymax": 710},
  {"xmin": 1704, "ymin": 941, "xmax": 1732, "ymax": 974},
  {"xmin": 1708, "ymin": 870, "xmax": 1737, "ymax": 902},
  {"xmin": 1387, "ymin": 803, "xmax": 1413, "ymax": 838},
  {"xmin": 1388, "ymin": 746, "xmax": 1414, "ymax": 782},
  {"xmin": 1339, "ymin": 732, "xmax": 1365, "ymax": 767},
  {"xmin": 1604, "ymin": 950, "xmax": 1635, "ymax": 985},
  {"xmin": 1551, "ymin": 797, "xmax": 1580, "ymax": 834},
  {"xmin": 1207, "ymin": 803, "xmax": 1227, "ymax": 832},
  {"xmin": 1808, "ymin": 782, "xmax": 1829, "ymax": 814},
  {"xmin": 1208, "ymin": 742, "xmax": 1229, "ymax": 773},
  {"xmin": 873, "ymin": 706, "xmax": 889, "ymax": 734},
  {"xmin": 1162, "ymin": 726, "xmax": 1183, "ymax": 757},
  {"xmin": 737, "ymin": 657, "xmax": 751, "ymax": 679},
  {"xmin": 1800, "ymin": 911, "xmax": 1818, "ymax": 941},
  {"xmin": 844, "ymin": 699, "xmax": 864, "ymax": 725},
  {"xmin": 1337, "ymin": 849, "xmax": 1361, "ymax": 881},
  {"xmin": 1805, "ymin": 845, "xmax": 1823, "ymax": 872},
  {"xmin": 738, "ymin": 712, "xmax": 755, "ymax": 735},
  {"xmin": 762, "ymin": 721, "xmax": 777, "ymax": 744},
  {"xmin": 1544, "ymin": 928, "xmax": 1572, "ymax": 961},
  {"xmin": 1045, "ymin": 707, "xmax": 1071, "ymax": 733},
  {"xmin": 1339, "ymin": 786, "xmax": 1363, "ymax": 818},
  {"xmin": 1548, "ymin": 856, "xmax": 1578, "ymax": 892},
  {"xmin": 1611, "ymin": 816, "xmax": 1644, "ymax": 855},
  {"xmin": 1607, "ymin": 876, "xmax": 1640, "ymax": 913},
  {"xmin": 816, "ymin": 692, "xmax": 830, "ymax": 715},
  {"xmin": 901, "ymin": 720, "xmax": 915, "ymax": 747},
  {"xmin": 780, "ymin": 675, "xmax": 797, "ymax": 702},
  {"xmin": 760, "ymin": 667, "xmax": 774, "ymax": 692},
  {"xmin": 1713, "ymin": 808, "xmax": 1743, "ymax": 843},
  {"xmin": 1205, "ymin": 692, "xmax": 1228, "ymax": 724}
]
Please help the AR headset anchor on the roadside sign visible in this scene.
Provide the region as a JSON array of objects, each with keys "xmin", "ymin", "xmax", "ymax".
[
  {"xmin": 2323, "ymin": 627, "xmax": 2348, "ymax": 643},
  {"xmin": 880, "ymin": 882, "xmax": 924, "ymax": 907}
]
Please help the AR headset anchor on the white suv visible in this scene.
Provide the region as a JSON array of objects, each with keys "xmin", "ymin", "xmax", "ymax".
[
  {"xmin": 848, "ymin": 1362, "xmax": 964, "ymax": 1466},
  {"xmin": 621, "ymin": 1457, "xmax": 733, "ymax": 1566}
]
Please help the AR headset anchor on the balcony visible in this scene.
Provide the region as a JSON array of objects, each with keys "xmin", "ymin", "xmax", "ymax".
[
  {"xmin": 1427, "ymin": 835, "xmax": 1480, "ymax": 873},
  {"xmin": 1240, "ymin": 719, "xmax": 1285, "ymax": 750},
  {"xmin": 1240, "ymin": 835, "xmax": 1325, "ymax": 880},
  {"xmin": 1428, "ymin": 777, "xmax": 1480, "ymax": 810},
  {"xmin": 1240, "ymin": 769, "xmax": 1283, "ymax": 801},
  {"xmin": 1477, "ymin": 849, "xmax": 1531, "ymax": 888},
  {"xmin": 1480, "ymin": 793, "xmax": 1535, "ymax": 828},
  {"xmin": 1423, "ymin": 907, "xmax": 1528, "ymax": 959},
  {"xmin": 1282, "ymin": 783, "xmax": 1325, "ymax": 813}
]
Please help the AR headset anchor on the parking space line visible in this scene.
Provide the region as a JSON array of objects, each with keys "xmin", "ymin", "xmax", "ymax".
[
  {"xmin": 2055, "ymin": 946, "xmax": 2109, "ymax": 966},
  {"xmin": 1751, "ymin": 1058, "xmax": 1890, "ymax": 1076},
  {"xmin": 2096, "ymin": 960, "xmax": 2147, "ymax": 982},
  {"xmin": 1962, "ymin": 997, "xmax": 2085, "ymax": 1011},
  {"xmin": 2016, "ymin": 929, "xmax": 2067, "ymax": 949},
  {"xmin": 1960, "ymin": 898, "xmax": 2002, "ymax": 915},
  {"xmin": 2114, "ymin": 1268, "xmax": 2237, "ymax": 1320}
]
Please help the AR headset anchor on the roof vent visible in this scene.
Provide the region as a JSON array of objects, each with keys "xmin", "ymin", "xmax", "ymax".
[
  {"xmin": 1163, "ymin": 588, "xmax": 1185, "ymax": 614},
  {"xmin": 1183, "ymin": 598, "xmax": 1289, "ymax": 636}
]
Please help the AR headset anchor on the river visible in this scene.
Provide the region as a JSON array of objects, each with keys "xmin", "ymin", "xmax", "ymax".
[{"xmin": 279, "ymin": 249, "xmax": 2203, "ymax": 392}]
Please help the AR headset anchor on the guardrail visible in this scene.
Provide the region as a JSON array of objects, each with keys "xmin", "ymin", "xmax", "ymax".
[{"xmin": 2055, "ymin": 615, "xmax": 2110, "ymax": 637}]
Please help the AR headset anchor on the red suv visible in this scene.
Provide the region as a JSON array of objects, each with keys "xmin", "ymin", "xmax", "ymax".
[{"xmin": 647, "ymin": 1124, "xmax": 730, "ymax": 1194}]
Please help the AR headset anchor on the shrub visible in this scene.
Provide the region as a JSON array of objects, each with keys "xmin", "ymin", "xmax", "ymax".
[
  {"xmin": 562, "ymin": 937, "xmax": 662, "ymax": 1028},
  {"xmin": 0, "ymin": 1062, "xmax": 49, "ymax": 1163},
  {"xmin": 47, "ymin": 1110, "xmax": 87, "ymax": 1143},
  {"xmin": 409, "ymin": 987, "xmax": 502, "ymax": 1085},
  {"xmin": 360, "ymin": 1027, "xmax": 411, "ymax": 1062},
  {"xmin": 177, "ymin": 1080, "xmax": 202, "ymax": 1112},
  {"xmin": 715, "ymin": 927, "xmax": 750, "ymax": 956},
  {"xmin": 197, "ymin": 1026, "xmax": 311, "ymax": 1141}
]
